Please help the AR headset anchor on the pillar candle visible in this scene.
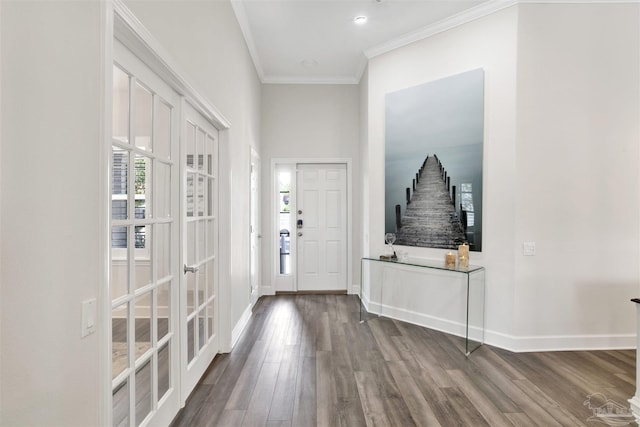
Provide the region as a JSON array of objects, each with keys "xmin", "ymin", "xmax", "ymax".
[
  {"xmin": 445, "ymin": 252, "xmax": 456, "ymax": 268},
  {"xmin": 458, "ymin": 243, "xmax": 469, "ymax": 259}
]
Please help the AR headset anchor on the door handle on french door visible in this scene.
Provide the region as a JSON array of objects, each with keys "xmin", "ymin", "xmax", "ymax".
[
  {"xmin": 184, "ymin": 264, "xmax": 200, "ymax": 274},
  {"xmin": 297, "ymin": 232, "xmax": 303, "ymax": 237}
]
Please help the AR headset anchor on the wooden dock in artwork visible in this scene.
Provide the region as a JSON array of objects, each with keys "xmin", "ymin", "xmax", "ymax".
[{"xmin": 395, "ymin": 155, "xmax": 466, "ymax": 249}]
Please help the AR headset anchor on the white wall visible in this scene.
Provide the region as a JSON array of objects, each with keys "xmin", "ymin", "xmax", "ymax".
[
  {"xmin": 360, "ymin": 67, "xmax": 370, "ymax": 260},
  {"xmin": 124, "ymin": 0, "xmax": 262, "ymax": 349},
  {"xmin": 0, "ymin": 0, "xmax": 3, "ymax": 414},
  {"xmin": 260, "ymin": 84, "xmax": 361, "ymax": 294},
  {"xmin": 0, "ymin": 0, "xmax": 261, "ymax": 425},
  {"xmin": 0, "ymin": 0, "xmax": 4, "ymax": 415},
  {"xmin": 364, "ymin": 3, "xmax": 640, "ymax": 351},
  {"xmin": 366, "ymin": 6, "xmax": 519, "ymax": 347},
  {"xmin": 0, "ymin": 1, "xmax": 103, "ymax": 425},
  {"xmin": 513, "ymin": 3, "xmax": 640, "ymax": 349}
]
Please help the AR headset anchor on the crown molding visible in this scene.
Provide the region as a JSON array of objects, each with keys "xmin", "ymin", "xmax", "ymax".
[
  {"xmin": 113, "ymin": 0, "xmax": 231, "ymax": 128},
  {"xmin": 233, "ymin": 0, "xmax": 636, "ymax": 84},
  {"xmin": 518, "ymin": 0, "xmax": 639, "ymax": 3},
  {"xmin": 354, "ymin": 53, "xmax": 369, "ymax": 84},
  {"xmin": 230, "ymin": 0, "xmax": 266, "ymax": 82},
  {"xmin": 262, "ymin": 75, "xmax": 360, "ymax": 85},
  {"xmin": 364, "ymin": 0, "xmax": 518, "ymax": 59},
  {"xmin": 366, "ymin": 0, "xmax": 637, "ymax": 59}
]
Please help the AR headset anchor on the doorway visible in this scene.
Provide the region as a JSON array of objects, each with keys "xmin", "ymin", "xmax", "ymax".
[
  {"xmin": 108, "ymin": 16, "xmax": 228, "ymax": 424},
  {"xmin": 250, "ymin": 149, "xmax": 261, "ymax": 306},
  {"xmin": 272, "ymin": 161, "xmax": 351, "ymax": 293}
]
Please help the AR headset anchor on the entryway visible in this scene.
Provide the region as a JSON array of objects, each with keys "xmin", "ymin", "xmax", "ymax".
[{"xmin": 273, "ymin": 161, "xmax": 350, "ymax": 293}]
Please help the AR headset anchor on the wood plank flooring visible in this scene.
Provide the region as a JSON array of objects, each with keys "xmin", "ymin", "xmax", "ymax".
[{"xmin": 170, "ymin": 295, "xmax": 636, "ymax": 427}]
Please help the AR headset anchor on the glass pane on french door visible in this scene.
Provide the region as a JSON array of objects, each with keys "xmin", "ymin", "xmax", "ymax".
[
  {"xmin": 110, "ymin": 49, "xmax": 179, "ymax": 427},
  {"xmin": 182, "ymin": 104, "xmax": 219, "ymax": 396}
]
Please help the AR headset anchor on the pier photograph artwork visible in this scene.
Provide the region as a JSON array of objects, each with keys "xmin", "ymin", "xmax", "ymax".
[{"xmin": 385, "ymin": 69, "xmax": 484, "ymax": 251}]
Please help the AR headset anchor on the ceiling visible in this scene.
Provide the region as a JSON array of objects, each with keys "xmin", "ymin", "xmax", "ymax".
[{"xmin": 231, "ymin": 0, "xmax": 510, "ymax": 84}]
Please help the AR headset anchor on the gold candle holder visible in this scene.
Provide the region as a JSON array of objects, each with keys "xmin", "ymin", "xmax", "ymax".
[
  {"xmin": 445, "ymin": 252, "xmax": 456, "ymax": 268},
  {"xmin": 459, "ymin": 256, "xmax": 469, "ymax": 268},
  {"xmin": 458, "ymin": 243, "xmax": 469, "ymax": 268}
]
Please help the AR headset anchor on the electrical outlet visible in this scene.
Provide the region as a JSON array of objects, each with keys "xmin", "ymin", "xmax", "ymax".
[{"xmin": 523, "ymin": 242, "xmax": 536, "ymax": 256}]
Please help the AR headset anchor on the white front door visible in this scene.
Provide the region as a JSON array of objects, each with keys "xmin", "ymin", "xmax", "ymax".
[
  {"xmin": 181, "ymin": 102, "xmax": 220, "ymax": 398},
  {"xmin": 296, "ymin": 164, "xmax": 347, "ymax": 292}
]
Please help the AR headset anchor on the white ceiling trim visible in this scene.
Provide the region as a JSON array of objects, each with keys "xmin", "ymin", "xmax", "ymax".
[
  {"xmin": 113, "ymin": 0, "xmax": 231, "ymax": 129},
  {"xmin": 232, "ymin": 0, "xmax": 520, "ymax": 84},
  {"xmin": 364, "ymin": 0, "xmax": 518, "ymax": 59},
  {"xmin": 519, "ymin": 0, "xmax": 639, "ymax": 3},
  {"xmin": 263, "ymin": 75, "xmax": 361, "ymax": 85},
  {"xmin": 365, "ymin": 0, "xmax": 637, "ymax": 60},
  {"xmin": 230, "ymin": 0, "xmax": 265, "ymax": 82},
  {"xmin": 263, "ymin": 53, "xmax": 368, "ymax": 85},
  {"xmin": 232, "ymin": 0, "xmax": 632, "ymax": 85},
  {"xmin": 354, "ymin": 53, "xmax": 369, "ymax": 85}
]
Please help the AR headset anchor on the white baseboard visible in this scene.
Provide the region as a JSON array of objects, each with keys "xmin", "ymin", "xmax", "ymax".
[
  {"xmin": 629, "ymin": 395, "xmax": 640, "ymax": 425},
  {"xmin": 487, "ymin": 330, "xmax": 636, "ymax": 353},
  {"xmin": 260, "ymin": 284, "xmax": 275, "ymax": 296},
  {"xmin": 262, "ymin": 283, "xmax": 357, "ymax": 295},
  {"xmin": 361, "ymin": 294, "xmax": 636, "ymax": 353},
  {"xmin": 366, "ymin": 300, "xmax": 468, "ymax": 340},
  {"xmin": 350, "ymin": 283, "xmax": 360, "ymax": 295},
  {"xmin": 231, "ymin": 304, "xmax": 252, "ymax": 350}
]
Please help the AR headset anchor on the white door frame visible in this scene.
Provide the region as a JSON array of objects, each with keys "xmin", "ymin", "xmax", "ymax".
[
  {"xmin": 269, "ymin": 158, "xmax": 353, "ymax": 295},
  {"xmin": 250, "ymin": 148, "xmax": 261, "ymax": 307}
]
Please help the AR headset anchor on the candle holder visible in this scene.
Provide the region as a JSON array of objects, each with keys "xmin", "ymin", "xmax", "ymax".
[
  {"xmin": 458, "ymin": 243, "xmax": 469, "ymax": 268},
  {"xmin": 445, "ymin": 251, "xmax": 456, "ymax": 268}
]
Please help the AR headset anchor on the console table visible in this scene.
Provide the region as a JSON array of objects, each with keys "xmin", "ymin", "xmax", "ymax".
[{"xmin": 360, "ymin": 257, "xmax": 485, "ymax": 355}]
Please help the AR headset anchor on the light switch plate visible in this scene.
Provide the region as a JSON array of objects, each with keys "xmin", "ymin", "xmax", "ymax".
[
  {"xmin": 523, "ymin": 242, "xmax": 536, "ymax": 256},
  {"xmin": 82, "ymin": 298, "xmax": 97, "ymax": 338}
]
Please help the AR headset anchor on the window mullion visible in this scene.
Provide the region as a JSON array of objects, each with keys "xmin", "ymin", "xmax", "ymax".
[
  {"xmin": 128, "ymin": 75, "xmax": 136, "ymax": 289},
  {"xmin": 126, "ymin": 74, "xmax": 136, "ymax": 427},
  {"xmin": 151, "ymin": 95, "xmax": 160, "ymax": 413}
]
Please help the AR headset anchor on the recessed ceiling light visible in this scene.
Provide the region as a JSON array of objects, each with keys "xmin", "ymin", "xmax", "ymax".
[{"xmin": 354, "ymin": 16, "xmax": 368, "ymax": 25}]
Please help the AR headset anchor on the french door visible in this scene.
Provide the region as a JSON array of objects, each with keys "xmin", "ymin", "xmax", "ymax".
[
  {"xmin": 110, "ymin": 41, "xmax": 221, "ymax": 426},
  {"xmin": 181, "ymin": 102, "xmax": 220, "ymax": 396},
  {"xmin": 296, "ymin": 164, "xmax": 348, "ymax": 292},
  {"xmin": 110, "ymin": 40, "xmax": 181, "ymax": 427}
]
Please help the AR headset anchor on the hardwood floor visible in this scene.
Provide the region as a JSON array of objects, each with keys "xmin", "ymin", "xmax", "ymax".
[{"xmin": 170, "ymin": 295, "xmax": 636, "ymax": 427}]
